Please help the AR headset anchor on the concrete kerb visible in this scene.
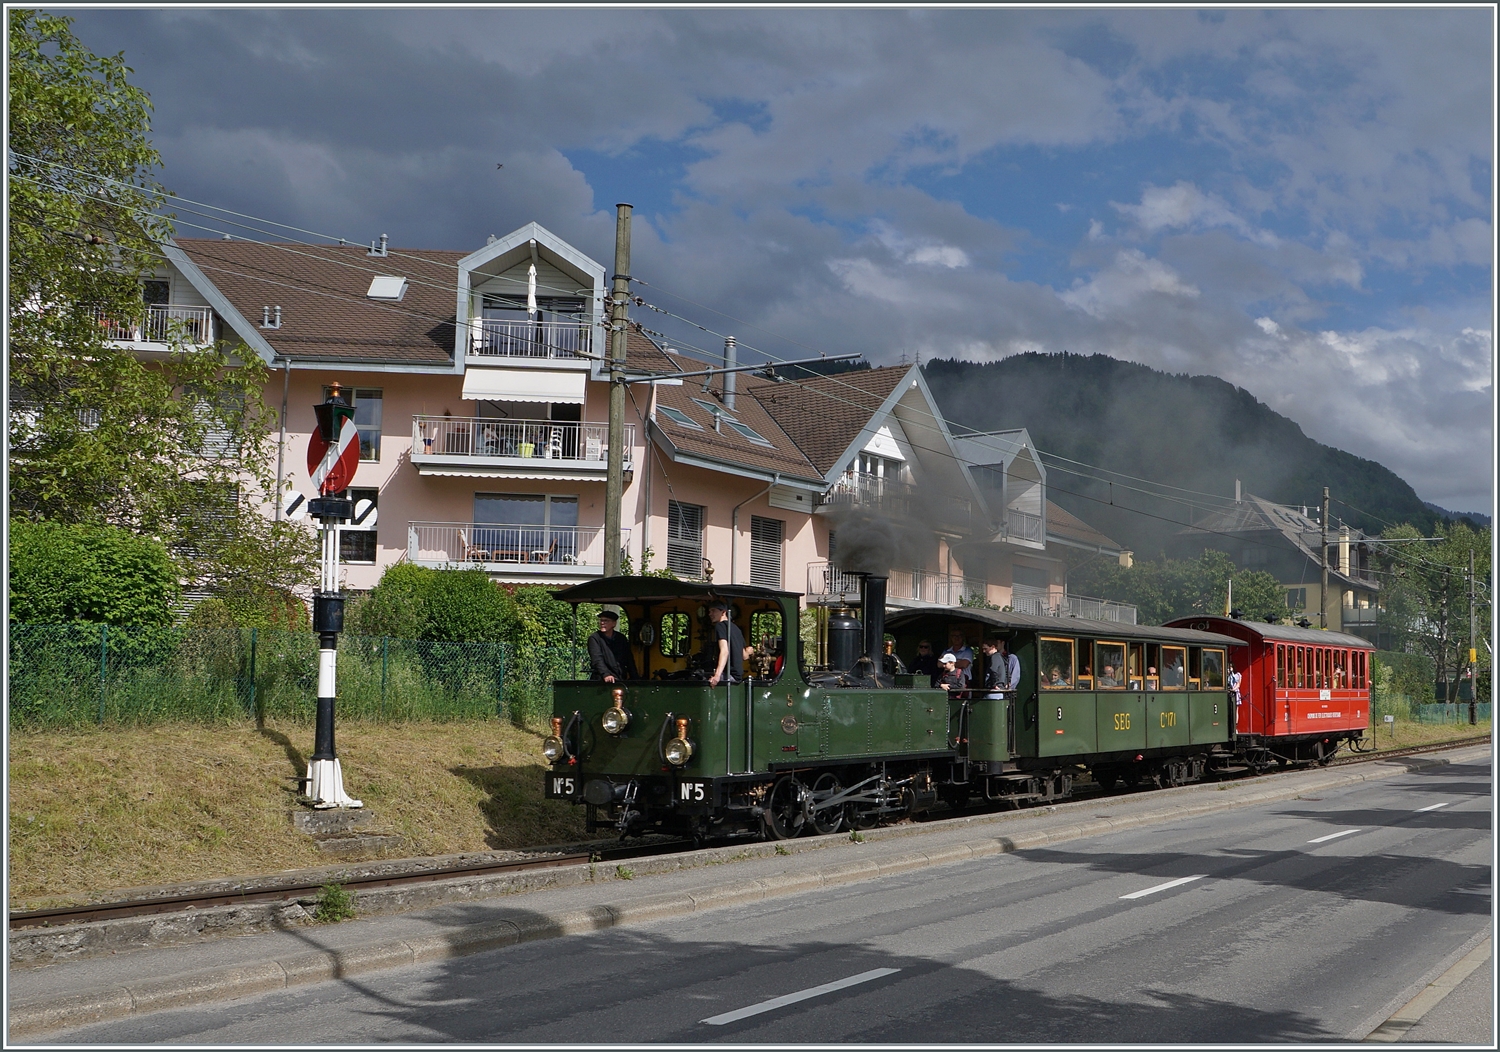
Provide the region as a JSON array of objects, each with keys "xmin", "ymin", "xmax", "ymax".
[{"xmin": 7, "ymin": 748, "xmax": 1482, "ymax": 1041}]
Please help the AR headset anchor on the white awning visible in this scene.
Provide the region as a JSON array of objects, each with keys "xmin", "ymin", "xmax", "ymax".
[
  {"xmin": 461, "ymin": 367, "xmax": 586, "ymax": 404},
  {"xmin": 414, "ymin": 466, "xmax": 606, "ymax": 481}
]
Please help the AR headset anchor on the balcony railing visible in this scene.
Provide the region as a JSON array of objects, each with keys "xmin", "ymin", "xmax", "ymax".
[
  {"xmin": 97, "ymin": 304, "xmax": 214, "ymax": 346},
  {"xmin": 412, "ymin": 416, "xmax": 631, "ymax": 466},
  {"xmin": 1008, "ymin": 590, "xmax": 1137, "ymax": 624},
  {"xmin": 1002, "ymin": 507, "xmax": 1044, "ymax": 545},
  {"xmin": 472, "ymin": 319, "xmax": 592, "ymax": 360},
  {"xmin": 804, "ymin": 562, "xmax": 984, "ymax": 607},
  {"xmin": 407, "ymin": 522, "xmax": 623, "ymax": 570},
  {"xmin": 820, "ymin": 472, "xmax": 972, "ymax": 531}
]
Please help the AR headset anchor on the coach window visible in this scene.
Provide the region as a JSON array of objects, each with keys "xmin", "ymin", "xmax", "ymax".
[
  {"xmin": 1161, "ymin": 646, "xmax": 1187, "ymax": 689},
  {"xmin": 1075, "ymin": 640, "xmax": 1094, "ymax": 689},
  {"xmin": 1275, "ymin": 645, "xmax": 1286, "ymax": 689},
  {"xmin": 1187, "ymin": 647, "xmax": 1203, "ymax": 690},
  {"xmin": 1039, "ymin": 637, "xmax": 1074, "ymax": 689},
  {"xmin": 1125, "ymin": 643, "xmax": 1144, "ymax": 690},
  {"xmin": 1202, "ymin": 649, "xmax": 1225, "ymax": 690},
  {"xmin": 1095, "ymin": 641, "xmax": 1126, "ymax": 689}
]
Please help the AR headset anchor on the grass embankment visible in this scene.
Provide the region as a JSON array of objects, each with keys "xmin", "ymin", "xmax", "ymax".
[
  {"xmin": 1355, "ymin": 717, "xmax": 1490, "ymax": 754},
  {"xmin": 8, "ymin": 720, "xmax": 586, "ymax": 908},
  {"xmin": 8, "ymin": 716, "xmax": 1489, "ymax": 909}
]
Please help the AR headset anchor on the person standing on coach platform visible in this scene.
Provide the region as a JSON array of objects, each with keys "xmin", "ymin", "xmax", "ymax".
[
  {"xmin": 707, "ymin": 600, "xmax": 746, "ymax": 686},
  {"xmin": 588, "ymin": 608, "xmax": 637, "ymax": 683}
]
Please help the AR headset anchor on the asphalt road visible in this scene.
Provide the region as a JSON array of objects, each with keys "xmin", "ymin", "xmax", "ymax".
[{"xmin": 42, "ymin": 753, "xmax": 1492, "ymax": 1044}]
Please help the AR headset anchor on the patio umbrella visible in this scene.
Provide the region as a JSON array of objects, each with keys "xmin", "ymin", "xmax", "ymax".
[{"xmin": 527, "ymin": 263, "xmax": 538, "ymax": 318}]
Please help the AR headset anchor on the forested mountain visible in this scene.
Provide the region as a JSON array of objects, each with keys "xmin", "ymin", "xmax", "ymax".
[{"xmin": 923, "ymin": 353, "xmax": 1464, "ymax": 558}]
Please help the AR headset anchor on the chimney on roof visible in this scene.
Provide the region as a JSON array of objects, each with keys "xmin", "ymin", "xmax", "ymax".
[
  {"xmin": 260, "ymin": 306, "xmax": 281, "ymax": 329},
  {"xmin": 723, "ymin": 335, "xmax": 737, "ymax": 412},
  {"xmin": 368, "ymin": 233, "xmax": 388, "ymax": 258},
  {"xmin": 1235, "ymin": 479, "xmax": 1241, "ymax": 503},
  {"xmin": 486, "ymin": 234, "xmax": 496, "ymax": 244}
]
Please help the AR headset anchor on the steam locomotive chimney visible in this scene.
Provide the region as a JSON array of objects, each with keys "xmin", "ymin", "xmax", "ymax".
[{"xmin": 862, "ymin": 573, "xmax": 888, "ymax": 668}]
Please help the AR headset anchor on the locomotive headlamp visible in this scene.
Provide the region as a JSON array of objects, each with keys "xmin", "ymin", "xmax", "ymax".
[
  {"xmin": 601, "ymin": 705, "xmax": 631, "ymax": 735},
  {"xmin": 543, "ymin": 717, "xmax": 566, "ymax": 762},
  {"xmin": 664, "ymin": 717, "xmax": 694, "ymax": 767}
]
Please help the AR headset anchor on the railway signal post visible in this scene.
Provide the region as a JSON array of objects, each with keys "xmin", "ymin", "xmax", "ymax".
[{"xmin": 305, "ymin": 384, "xmax": 362, "ymax": 809}]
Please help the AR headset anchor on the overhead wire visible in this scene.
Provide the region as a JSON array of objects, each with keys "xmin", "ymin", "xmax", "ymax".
[{"xmin": 18, "ymin": 153, "xmax": 1456, "ymax": 568}]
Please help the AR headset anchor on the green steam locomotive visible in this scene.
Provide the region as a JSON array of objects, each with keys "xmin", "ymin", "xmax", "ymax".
[{"xmin": 541, "ymin": 575, "xmax": 1243, "ymax": 841}]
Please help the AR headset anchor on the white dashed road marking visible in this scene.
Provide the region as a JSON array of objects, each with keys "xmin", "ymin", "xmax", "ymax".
[
  {"xmin": 1119, "ymin": 875, "xmax": 1206, "ymax": 900},
  {"xmin": 701, "ymin": 968, "xmax": 902, "ymax": 1025},
  {"xmin": 1308, "ymin": 829, "xmax": 1361, "ymax": 844},
  {"xmin": 1415, "ymin": 802, "xmax": 1450, "ymax": 812}
]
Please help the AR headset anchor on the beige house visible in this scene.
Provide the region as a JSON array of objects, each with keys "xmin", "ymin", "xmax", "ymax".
[{"xmin": 125, "ymin": 222, "xmax": 1132, "ymax": 621}]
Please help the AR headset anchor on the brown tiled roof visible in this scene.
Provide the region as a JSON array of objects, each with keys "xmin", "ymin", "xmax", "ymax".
[
  {"xmin": 622, "ymin": 324, "xmax": 680, "ymax": 374},
  {"xmin": 648, "ymin": 356, "xmax": 822, "ymax": 483},
  {"xmin": 745, "ymin": 366, "xmax": 910, "ymax": 476},
  {"xmin": 175, "ymin": 238, "xmax": 463, "ymax": 364},
  {"xmin": 1045, "ymin": 500, "xmax": 1121, "ymax": 550}
]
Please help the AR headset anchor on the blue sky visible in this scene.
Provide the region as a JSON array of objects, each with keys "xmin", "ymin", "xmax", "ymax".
[{"xmin": 60, "ymin": 7, "xmax": 1494, "ymax": 512}]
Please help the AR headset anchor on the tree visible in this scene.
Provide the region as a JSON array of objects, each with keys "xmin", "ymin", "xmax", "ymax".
[
  {"xmin": 1070, "ymin": 550, "xmax": 1286, "ymax": 626},
  {"xmin": 1375, "ymin": 522, "xmax": 1491, "ymax": 703},
  {"xmin": 7, "ymin": 11, "xmax": 316, "ymax": 602}
]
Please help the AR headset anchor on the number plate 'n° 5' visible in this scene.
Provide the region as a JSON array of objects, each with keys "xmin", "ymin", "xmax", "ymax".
[
  {"xmin": 545, "ymin": 774, "xmax": 577, "ymax": 799},
  {"xmin": 677, "ymin": 780, "xmax": 709, "ymax": 803}
]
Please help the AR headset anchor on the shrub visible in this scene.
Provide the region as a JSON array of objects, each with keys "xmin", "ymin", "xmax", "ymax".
[{"xmin": 8, "ymin": 519, "xmax": 180, "ymax": 625}]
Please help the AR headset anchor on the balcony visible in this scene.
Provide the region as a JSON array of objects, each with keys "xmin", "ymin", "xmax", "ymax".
[
  {"xmin": 410, "ymin": 416, "xmax": 632, "ymax": 479},
  {"xmin": 407, "ymin": 522, "xmax": 624, "ymax": 578},
  {"xmin": 472, "ymin": 319, "xmax": 592, "ymax": 360},
  {"xmin": 1000, "ymin": 507, "xmax": 1044, "ymax": 546},
  {"xmin": 97, "ymin": 304, "xmax": 214, "ymax": 347},
  {"xmin": 819, "ymin": 472, "xmax": 973, "ymax": 532},
  {"xmin": 804, "ymin": 562, "xmax": 985, "ymax": 608},
  {"xmin": 1008, "ymin": 590, "xmax": 1138, "ymax": 624}
]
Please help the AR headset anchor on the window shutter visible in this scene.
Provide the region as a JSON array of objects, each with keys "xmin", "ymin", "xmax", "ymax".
[
  {"xmin": 667, "ymin": 501, "xmax": 704, "ymax": 578},
  {"xmin": 749, "ymin": 515, "xmax": 784, "ymax": 588}
]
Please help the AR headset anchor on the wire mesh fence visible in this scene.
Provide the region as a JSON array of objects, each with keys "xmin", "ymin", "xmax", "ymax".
[
  {"xmin": 7, "ymin": 624, "xmax": 588, "ymax": 730},
  {"xmin": 1413, "ymin": 702, "xmax": 1492, "ymax": 724}
]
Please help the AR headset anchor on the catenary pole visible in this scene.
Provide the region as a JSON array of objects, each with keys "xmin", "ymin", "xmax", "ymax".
[
  {"xmin": 1469, "ymin": 547, "xmax": 1477, "ymax": 724},
  {"xmin": 605, "ymin": 203, "xmax": 632, "ymax": 578},
  {"xmin": 1321, "ymin": 487, "xmax": 1331, "ymax": 630}
]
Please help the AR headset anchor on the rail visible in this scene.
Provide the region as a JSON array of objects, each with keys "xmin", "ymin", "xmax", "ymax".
[
  {"xmin": 407, "ymin": 521, "xmax": 621, "ymax": 568},
  {"xmin": 1002, "ymin": 508, "xmax": 1044, "ymax": 544},
  {"xmin": 412, "ymin": 416, "xmax": 630, "ymax": 464},
  {"xmin": 472, "ymin": 318, "xmax": 592, "ymax": 359},
  {"xmin": 96, "ymin": 304, "xmax": 214, "ymax": 345}
]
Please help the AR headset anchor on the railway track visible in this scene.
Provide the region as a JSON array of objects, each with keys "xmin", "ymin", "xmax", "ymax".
[
  {"xmin": 8, "ymin": 838, "xmax": 691, "ymax": 932},
  {"xmin": 10, "ymin": 734, "xmax": 1488, "ymax": 933}
]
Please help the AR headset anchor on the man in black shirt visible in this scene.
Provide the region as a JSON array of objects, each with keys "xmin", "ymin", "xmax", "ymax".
[
  {"xmin": 587, "ymin": 609, "xmax": 637, "ymax": 683},
  {"xmin": 707, "ymin": 600, "xmax": 746, "ymax": 686},
  {"xmin": 909, "ymin": 639, "xmax": 941, "ymax": 687}
]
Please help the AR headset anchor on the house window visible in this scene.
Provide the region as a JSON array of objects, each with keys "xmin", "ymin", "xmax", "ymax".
[
  {"xmin": 1241, "ymin": 546, "xmax": 1268, "ymax": 566},
  {"xmin": 338, "ymin": 487, "xmax": 378, "ymax": 564},
  {"xmin": 667, "ymin": 500, "xmax": 705, "ymax": 578},
  {"xmin": 143, "ymin": 279, "xmax": 170, "ymax": 305},
  {"xmin": 473, "ymin": 493, "xmax": 579, "ymax": 563},
  {"xmin": 749, "ymin": 515, "xmax": 784, "ymax": 589},
  {"xmin": 856, "ymin": 452, "xmax": 901, "ymax": 479},
  {"xmin": 323, "ymin": 386, "xmax": 382, "ymax": 461}
]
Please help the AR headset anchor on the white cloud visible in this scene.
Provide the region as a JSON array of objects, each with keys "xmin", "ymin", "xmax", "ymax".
[{"xmin": 1059, "ymin": 249, "xmax": 1200, "ymax": 317}]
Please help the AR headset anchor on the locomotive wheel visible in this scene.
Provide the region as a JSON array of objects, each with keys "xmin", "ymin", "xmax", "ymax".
[
  {"xmin": 809, "ymin": 773, "xmax": 846, "ymax": 836},
  {"xmin": 764, "ymin": 775, "xmax": 807, "ymax": 840}
]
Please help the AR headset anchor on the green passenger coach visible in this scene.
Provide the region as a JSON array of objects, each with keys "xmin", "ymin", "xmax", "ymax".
[{"xmin": 540, "ymin": 577, "xmax": 1246, "ymax": 841}]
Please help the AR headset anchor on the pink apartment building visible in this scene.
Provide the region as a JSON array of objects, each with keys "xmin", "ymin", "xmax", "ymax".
[{"xmin": 128, "ymin": 222, "xmax": 1134, "ymax": 621}]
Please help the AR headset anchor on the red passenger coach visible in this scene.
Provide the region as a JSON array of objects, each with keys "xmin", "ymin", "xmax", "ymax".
[{"xmin": 1164, "ymin": 616, "xmax": 1374, "ymax": 765}]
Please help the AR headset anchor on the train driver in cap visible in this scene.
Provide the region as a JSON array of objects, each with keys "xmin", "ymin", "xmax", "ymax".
[{"xmin": 587, "ymin": 608, "xmax": 637, "ymax": 684}]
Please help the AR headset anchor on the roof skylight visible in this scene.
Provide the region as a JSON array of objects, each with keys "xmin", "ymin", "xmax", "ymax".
[
  {"xmin": 724, "ymin": 419, "xmax": 773, "ymax": 446},
  {"xmin": 656, "ymin": 405, "xmax": 702, "ymax": 430},
  {"xmin": 366, "ymin": 276, "xmax": 408, "ymax": 301}
]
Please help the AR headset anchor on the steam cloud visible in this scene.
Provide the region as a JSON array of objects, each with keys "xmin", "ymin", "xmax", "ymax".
[{"xmin": 831, "ymin": 507, "xmax": 932, "ymax": 576}]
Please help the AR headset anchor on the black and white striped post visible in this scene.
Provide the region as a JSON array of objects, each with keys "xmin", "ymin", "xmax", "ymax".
[{"xmin": 305, "ymin": 384, "xmax": 362, "ymax": 810}]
